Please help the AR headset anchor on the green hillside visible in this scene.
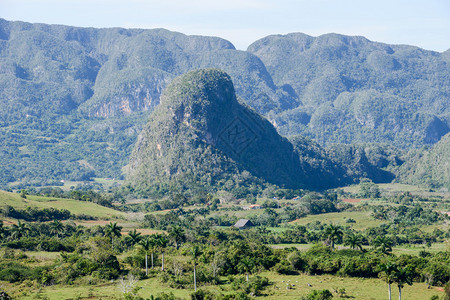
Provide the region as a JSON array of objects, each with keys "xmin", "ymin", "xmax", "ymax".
[
  {"xmin": 0, "ymin": 19, "xmax": 449, "ymax": 188},
  {"xmin": 0, "ymin": 18, "xmax": 292, "ymax": 188},
  {"xmin": 397, "ymin": 132, "xmax": 450, "ymax": 189},
  {"xmin": 248, "ymin": 33, "xmax": 450, "ymax": 147},
  {"xmin": 126, "ymin": 69, "xmax": 347, "ymax": 195},
  {"xmin": 0, "ymin": 190, "xmax": 123, "ymax": 219}
]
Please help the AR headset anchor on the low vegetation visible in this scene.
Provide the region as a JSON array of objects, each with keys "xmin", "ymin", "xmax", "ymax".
[{"xmin": 0, "ymin": 183, "xmax": 448, "ymax": 299}]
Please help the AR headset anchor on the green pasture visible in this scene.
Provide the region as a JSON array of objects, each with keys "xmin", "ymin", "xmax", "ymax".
[
  {"xmin": 3, "ymin": 271, "xmax": 444, "ymax": 300},
  {"xmin": 290, "ymin": 211, "xmax": 386, "ymax": 231},
  {"xmin": 261, "ymin": 272, "xmax": 443, "ymax": 300},
  {"xmin": 0, "ymin": 190, "xmax": 124, "ymax": 219}
]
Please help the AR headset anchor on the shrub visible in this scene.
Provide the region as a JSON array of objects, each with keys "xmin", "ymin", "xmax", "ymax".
[
  {"xmin": 190, "ymin": 289, "xmax": 216, "ymax": 300},
  {"xmin": 274, "ymin": 259, "xmax": 297, "ymax": 275},
  {"xmin": 154, "ymin": 292, "xmax": 181, "ymax": 300},
  {"xmin": 0, "ymin": 289, "xmax": 12, "ymax": 300},
  {"xmin": 302, "ymin": 289, "xmax": 333, "ymax": 300}
]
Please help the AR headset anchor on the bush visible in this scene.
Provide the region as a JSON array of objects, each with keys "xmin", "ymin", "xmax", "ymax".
[
  {"xmin": 230, "ymin": 275, "xmax": 270, "ymax": 296},
  {"xmin": 6, "ymin": 237, "xmax": 39, "ymax": 250},
  {"xmin": 124, "ymin": 254, "xmax": 145, "ymax": 268},
  {"xmin": 302, "ymin": 289, "xmax": 333, "ymax": 300},
  {"xmin": 190, "ymin": 289, "xmax": 216, "ymax": 300},
  {"xmin": 0, "ymin": 267, "xmax": 27, "ymax": 283},
  {"xmin": 38, "ymin": 237, "xmax": 70, "ymax": 252},
  {"xmin": 274, "ymin": 259, "xmax": 297, "ymax": 275},
  {"xmin": 444, "ymin": 281, "xmax": 450, "ymax": 300},
  {"xmin": 0, "ymin": 289, "xmax": 12, "ymax": 300},
  {"xmin": 154, "ymin": 292, "xmax": 181, "ymax": 300},
  {"xmin": 0, "ymin": 262, "xmax": 44, "ymax": 283}
]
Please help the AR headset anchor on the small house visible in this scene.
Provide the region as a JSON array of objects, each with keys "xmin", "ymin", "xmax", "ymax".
[
  {"xmin": 234, "ymin": 219, "xmax": 254, "ymax": 229},
  {"xmin": 249, "ymin": 204, "xmax": 262, "ymax": 210}
]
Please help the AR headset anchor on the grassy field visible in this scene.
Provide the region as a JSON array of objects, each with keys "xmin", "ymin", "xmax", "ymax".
[
  {"xmin": 3, "ymin": 271, "xmax": 444, "ymax": 300},
  {"xmin": 289, "ymin": 210, "xmax": 385, "ymax": 231},
  {"xmin": 0, "ymin": 190, "xmax": 124, "ymax": 219},
  {"xmin": 261, "ymin": 272, "xmax": 443, "ymax": 300},
  {"xmin": 391, "ymin": 242, "xmax": 449, "ymax": 256},
  {"xmin": 342, "ymin": 183, "xmax": 450, "ymax": 200},
  {"xmin": 41, "ymin": 178, "xmax": 125, "ymax": 191}
]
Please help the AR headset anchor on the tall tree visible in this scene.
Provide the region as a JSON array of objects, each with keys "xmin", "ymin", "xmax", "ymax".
[
  {"xmin": 49, "ymin": 220, "xmax": 64, "ymax": 238},
  {"xmin": 139, "ymin": 236, "xmax": 155, "ymax": 275},
  {"xmin": 373, "ymin": 236, "xmax": 393, "ymax": 254},
  {"xmin": 238, "ymin": 257, "xmax": 254, "ymax": 282},
  {"xmin": 344, "ymin": 232, "xmax": 364, "ymax": 251},
  {"xmin": 168, "ymin": 225, "xmax": 185, "ymax": 250},
  {"xmin": 10, "ymin": 221, "xmax": 30, "ymax": 240},
  {"xmin": 104, "ymin": 222, "xmax": 122, "ymax": 250},
  {"xmin": 156, "ymin": 235, "xmax": 169, "ymax": 271},
  {"xmin": 379, "ymin": 262, "xmax": 399, "ymax": 300},
  {"xmin": 191, "ymin": 245, "xmax": 202, "ymax": 291},
  {"xmin": 128, "ymin": 229, "xmax": 142, "ymax": 247},
  {"xmin": 323, "ymin": 224, "xmax": 343, "ymax": 249},
  {"xmin": 395, "ymin": 266, "xmax": 414, "ymax": 300}
]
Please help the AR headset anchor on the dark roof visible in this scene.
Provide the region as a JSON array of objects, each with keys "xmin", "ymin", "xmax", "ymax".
[{"xmin": 234, "ymin": 219, "xmax": 254, "ymax": 228}]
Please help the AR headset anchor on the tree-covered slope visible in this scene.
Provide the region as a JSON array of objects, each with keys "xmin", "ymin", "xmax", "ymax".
[
  {"xmin": 0, "ymin": 18, "xmax": 448, "ymax": 188},
  {"xmin": 248, "ymin": 33, "xmax": 450, "ymax": 147},
  {"xmin": 0, "ymin": 19, "xmax": 291, "ymax": 187},
  {"xmin": 126, "ymin": 69, "xmax": 343, "ymax": 195},
  {"xmin": 397, "ymin": 133, "xmax": 450, "ymax": 190}
]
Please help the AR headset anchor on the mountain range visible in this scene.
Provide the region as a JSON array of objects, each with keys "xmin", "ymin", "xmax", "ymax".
[{"xmin": 0, "ymin": 18, "xmax": 448, "ymax": 190}]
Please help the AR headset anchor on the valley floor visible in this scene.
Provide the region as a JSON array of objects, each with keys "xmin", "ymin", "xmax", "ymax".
[{"xmin": 1, "ymin": 272, "xmax": 444, "ymax": 299}]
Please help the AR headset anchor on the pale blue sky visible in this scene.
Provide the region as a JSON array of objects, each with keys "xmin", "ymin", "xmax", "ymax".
[{"xmin": 1, "ymin": 0, "xmax": 449, "ymax": 52}]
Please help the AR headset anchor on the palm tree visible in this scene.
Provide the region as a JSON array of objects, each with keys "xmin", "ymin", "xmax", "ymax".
[
  {"xmin": 323, "ymin": 224, "xmax": 343, "ymax": 249},
  {"xmin": 238, "ymin": 257, "xmax": 254, "ymax": 282},
  {"xmin": 168, "ymin": 225, "xmax": 185, "ymax": 250},
  {"xmin": 10, "ymin": 221, "xmax": 30, "ymax": 240},
  {"xmin": 156, "ymin": 235, "xmax": 169, "ymax": 271},
  {"xmin": 104, "ymin": 222, "xmax": 122, "ymax": 250},
  {"xmin": 344, "ymin": 232, "xmax": 364, "ymax": 251},
  {"xmin": 395, "ymin": 266, "xmax": 414, "ymax": 300},
  {"xmin": 49, "ymin": 220, "xmax": 64, "ymax": 238},
  {"xmin": 379, "ymin": 262, "xmax": 399, "ymax": 300},
  {"xmin": 139, "ymin": 236, "xmax": 156, "ymax": 275},
  {"xmin": 191, "ymin": 245, "xmax": 202, "ymax": 291},
  {"xmin": 128, "ymin": 229, "xmax": 142, "ymax": 247},
  {"xmin": 373, "ymin": 236, "xmax": 393, "ymax": 254}
]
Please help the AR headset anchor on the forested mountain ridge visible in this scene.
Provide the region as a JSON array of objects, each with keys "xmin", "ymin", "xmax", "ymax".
[
  {"xmin": 396, "ymin": 132, "xmax": 450, "ymax": 190},
  {"xmin": 0, "ymin": 18, "xmax": 448, "ymax": 189},
  {"xmin": 248, "ymin": 33, "xmax": 450, "ymax": 147},
  {"xmin": 126, "ymin": 69, "xmax": 346, "ymax": 195},
  {"xmin": 0, "ymin": 18, "xmax": 292, "ymax": 187},
  {"xmin": 0, "ymin": 18, "xmax": 292, "ymax": 122}
]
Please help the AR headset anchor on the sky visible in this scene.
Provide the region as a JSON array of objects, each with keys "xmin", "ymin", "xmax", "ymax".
[{"xmin": 1, "ymin": 0, "xmax": 449, "ymax": 52}]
